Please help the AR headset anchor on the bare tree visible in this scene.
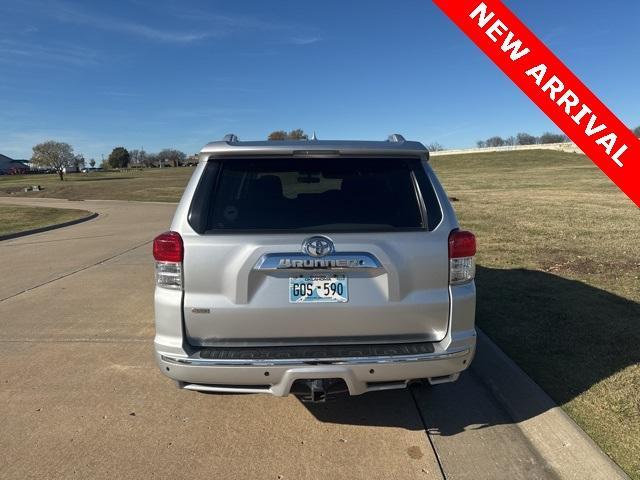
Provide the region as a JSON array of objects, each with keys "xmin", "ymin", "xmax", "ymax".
[
  {"xmin": 268, "ymin": 129, "xmax": 309, "ymax": 140},
  {"xmin": 268, "ymin": 130, "xmax": 287, "ymax": 140},
  {"xmin": 426, "ymin": 142, "xmax": 444, "ymax": 152},
  {"xmin": 476, "ymin": 140, "xmax": 486, "ymax": 148},
  {"xmin": 157, "ymin": 149, "xmax": 186, "ymax": 167},
  {"xmin": 539, "ymin": 132, "xmax": 568, "ymax": 144},
  {"xmin": 73, "ymin": 154, "xmax": 85, "ymax": 171},
  {"xmin": 516, "ymin": 132, "xmax": 537, "ymax": 145},
  {"xmin": 31, "ymin": 140, "xmax": 75, "ymax": 180},
  {"xmin": 145, "ymin": 153, "xmax": 158, "ymax": 167},
  {"xmin": 129, "ymin": 149, "xmax": 148, "ymax": 167},
  {"xmin": 633, "ymin": 126, "xmax": 640, "ymax": 137},
  {"xmin": 287, "ymin": 129, "xmax": 308, "ymax": 140},
  {"xmin": 485, "ymin": 136, "xmax": 505, "ymax": 148}
]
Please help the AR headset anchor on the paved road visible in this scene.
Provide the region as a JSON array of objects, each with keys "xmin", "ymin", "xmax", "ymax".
[{"xmin": 0, "ymin": 198, "xmax": 615, "ymax": 480}]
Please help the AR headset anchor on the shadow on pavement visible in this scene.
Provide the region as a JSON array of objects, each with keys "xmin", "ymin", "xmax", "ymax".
[
  {"xmin": 302, "ymin": 266, "xmax": 639, "ymax": 435},
  {"xmin": 301, "ymin": 389, "xmax": 425, "ymax": 430}
]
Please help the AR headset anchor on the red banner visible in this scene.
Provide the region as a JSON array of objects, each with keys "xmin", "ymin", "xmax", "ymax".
[{"xmin": 433, "ymin": 0, "xmax": 640, "ymax": 207}]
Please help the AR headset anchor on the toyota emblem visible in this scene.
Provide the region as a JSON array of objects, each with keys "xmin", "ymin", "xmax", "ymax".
[{"xmin": 302, "ymin": 236, "xmax": 335, "ymax": 257}]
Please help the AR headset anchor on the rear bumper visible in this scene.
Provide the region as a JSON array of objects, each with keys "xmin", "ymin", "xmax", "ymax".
[{"xmin": 155, "ymin": 332, "xmax": 476, "ymax": 396}]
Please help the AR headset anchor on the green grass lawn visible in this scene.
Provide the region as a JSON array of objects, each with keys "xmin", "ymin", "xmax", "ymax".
[
  {"xmin": 431, "ymin": 150, "xmax": 639, "ymax": 478},
  {"xmin": 0, "ymin": 204, "xmax": 92, "ymax": 236},
  {"xmin": 2, "ymin": 152, "xmax": 638, "ymax": 476},
  {"xmin": 0, "ymin": 168, "xmax": 193, "ymax": 202}
]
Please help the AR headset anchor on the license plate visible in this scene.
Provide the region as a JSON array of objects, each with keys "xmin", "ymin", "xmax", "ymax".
[{"xmin": 289, "ymin": 274, "xmax": 348, "ymax": 303}]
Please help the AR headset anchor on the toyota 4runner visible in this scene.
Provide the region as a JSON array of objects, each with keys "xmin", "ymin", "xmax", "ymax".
[{"xmin": 153, "ymin": 134, "xmax": 476, "ymax": 402}]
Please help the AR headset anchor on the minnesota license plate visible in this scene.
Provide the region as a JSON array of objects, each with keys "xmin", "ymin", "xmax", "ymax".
[{"xmin": 289, "ymin": 274, "xmax": 348, "ymax": 303}]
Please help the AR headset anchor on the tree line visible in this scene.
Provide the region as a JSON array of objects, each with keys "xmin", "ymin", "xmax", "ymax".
[
  {"xmin": 27, "ymin": 126, "xmax": 640, "ymax": 180},
  {"xmin": 478, "ymin": 127, "xmax": 640, "ymax": 148},
  {"xmin": 267, "ymin": 129, "xmax": 309, "ymax": 140},
  {"xmin": 29, "ymin": 141, "xmax": 191, "ymax": 180},
  {"xmin": 476, "ymin": 132, "xmax": 569, "ymax": 148},
  {"xmin": 110, "ymin": 148, "xmax": 188, "ymax": 168}
]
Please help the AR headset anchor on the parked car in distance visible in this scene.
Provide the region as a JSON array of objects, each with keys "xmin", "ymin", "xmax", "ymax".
[{"xmin": 153, "ymin": 134, "xmax": 477, "ymax": 402}]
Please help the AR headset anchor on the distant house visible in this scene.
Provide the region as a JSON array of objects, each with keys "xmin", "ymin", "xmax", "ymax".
[
  {"xmin": 0, "ymin": 154, "xmax": 30, "ymax": 174},
  {"xmin": 63, "ymin": 164, "xmax": 80, "ymax": 174}
]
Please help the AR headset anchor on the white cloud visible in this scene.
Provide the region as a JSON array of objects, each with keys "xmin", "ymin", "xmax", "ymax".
[
  {"xmin": 0, "ymin": 39, "xmax": 99, "ymax": 66},
  {"xmin": 50, "ymin": 2, "xmax": 212, "ymax": 43},
  {"xmin": 2, "ymin": 1, "xmax": 324, "ymax": 47},
  {"xmin": 290, "ymin": 37, "xmax": 322, "ymax": 45}
]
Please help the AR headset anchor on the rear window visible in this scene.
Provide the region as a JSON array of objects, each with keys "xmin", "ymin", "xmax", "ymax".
[{"xmin": 188, "ymin": 157, "xmax": 441, "ymax": 233}]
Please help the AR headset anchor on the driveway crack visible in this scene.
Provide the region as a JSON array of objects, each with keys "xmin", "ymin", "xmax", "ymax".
[{"xmin": 409, "ymin": 385, "xmax": 448, "ymax": 480}]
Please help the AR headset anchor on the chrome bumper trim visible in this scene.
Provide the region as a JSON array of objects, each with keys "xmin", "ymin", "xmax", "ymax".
[{"xmin": 160, "ymin": 346, "xmax": 470, "ymax": 367}]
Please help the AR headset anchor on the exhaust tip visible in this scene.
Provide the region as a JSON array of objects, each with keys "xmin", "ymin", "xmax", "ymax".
[{"xmin": 427, "ymin": 373, "xmax": 460, "ymax": 385}]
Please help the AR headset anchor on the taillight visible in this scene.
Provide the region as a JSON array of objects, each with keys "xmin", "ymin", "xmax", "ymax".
[
  {"xmin": 153, "ymin": 231, "xmax": 183, "ymax": 262},
  {"xmin": 153, "ymin": 231, "xmax": 183, "ymax": 290},
  {"xmin": 448, "ymin": 230, "xmax": 476, "ymax": 285}
]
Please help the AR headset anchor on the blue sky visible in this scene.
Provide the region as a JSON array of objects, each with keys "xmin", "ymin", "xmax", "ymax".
[{"xmin": 0, "ymin": 0, "xmax": 638, "ymax": 161}]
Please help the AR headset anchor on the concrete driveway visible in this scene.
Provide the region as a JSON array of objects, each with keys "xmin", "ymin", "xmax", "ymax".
[{"xmin": 0, "ymin": 198, "xmax": 624, "ymax": 480}]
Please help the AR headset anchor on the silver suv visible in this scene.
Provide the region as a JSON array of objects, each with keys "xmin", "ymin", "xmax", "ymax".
[{"xmin": 153, "ymin": 134, "xmax": 476, "ymax": 402}]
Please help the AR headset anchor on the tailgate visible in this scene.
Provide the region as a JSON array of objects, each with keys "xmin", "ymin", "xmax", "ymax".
[
  {"xmin": 180, "ymin": 155, "xmax": 450, "ymax": 347},
  {"xmin": 182, "ymin": 231, "xmax": 450, "ymax": 346}
]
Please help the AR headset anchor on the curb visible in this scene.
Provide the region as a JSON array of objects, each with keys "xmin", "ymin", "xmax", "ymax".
[
  {"xmin": 472, "ymin": 329, "xmax": 629, "ymax": 480},
  {"xmin": 0, "ymin": 212, "xmax": 99, "ymax": 241}
]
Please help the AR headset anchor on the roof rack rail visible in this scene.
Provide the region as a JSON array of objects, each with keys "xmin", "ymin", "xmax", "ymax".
[
  {"xmin": 222, "ymin": 133, "xmax": 239, "ymax": 143},
  {"xmin": 387, "ymin": 134, "xmax": 406, "ymax": 143}
]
